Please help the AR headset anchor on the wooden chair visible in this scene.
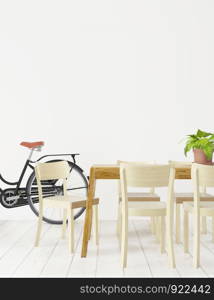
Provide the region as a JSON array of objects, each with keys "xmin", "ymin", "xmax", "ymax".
[
  {"xmin": 169, "ymin": 161, "xmax": 214, "ymax": 243},
  {"xmin": 119, "ymin": 163, "xmax": 175, "ymax": 268},
  {"xmin": 34, "ymin": 161, "xmax": 99, "ymax": 252},
  {"xmin": 117, "ymin": 161, "xmax": 160, "ymax": 237},
  {"xmin": 183, "ymin": 163, "xmax": 214, "ymax": 267}
]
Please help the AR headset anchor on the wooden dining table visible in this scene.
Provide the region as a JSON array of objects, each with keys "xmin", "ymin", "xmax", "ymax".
[{"xmin": 81, "ymin": 164, "xmax": 191, "ymax": 257}]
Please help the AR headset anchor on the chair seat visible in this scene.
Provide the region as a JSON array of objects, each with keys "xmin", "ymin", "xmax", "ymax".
[
  {"xmin": 184, "ymin": 201, "xmax": 214, "ymax": 216},
  {"xmin": 120, "ymin": 192, "xmax": 160, "ymax": 202},
  {"xmin": 175, "ymin": 193, "xmax": 214, "ymax": 203},
  {"xmin": 128, "ymin": 201, "xmax": 166, "ymax": 216},
  {"xmin": 43, "ymin": 195, "xmax": 99, "ymax": 209}
]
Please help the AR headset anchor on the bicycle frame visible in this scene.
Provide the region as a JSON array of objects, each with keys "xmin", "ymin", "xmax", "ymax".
[{"xmin": 0, "ymin": 152, "xmax": 80, "ymax": 194}]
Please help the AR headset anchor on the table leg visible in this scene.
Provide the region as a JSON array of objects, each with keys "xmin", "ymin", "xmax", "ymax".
[
  {"xmin": 88, "ymin": 206, "xmax": 93, "ymax": 240},
  {"xmin": 81, "ymin": 167, "xmax": 96, "ymax": 257}
]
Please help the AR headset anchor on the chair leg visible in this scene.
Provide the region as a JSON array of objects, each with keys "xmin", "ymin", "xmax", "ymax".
[
  {"xmin": 35, "ymin": 205, "xmax": 43, "ymax": 247},
  {"xmin": 93, "ymin": 205, "xmax": 99, "ymax": 245},
  {"xmin": 67, "ymin": 208, "xmax": 74, "ymax": 253},
  {"xmin": 116, "ymin": 202, "xmax": 121, "ymax": 236},
  {"xmin": 151, "ymin": 217, "xmax": 156, "ymax": 234},
  {"xmin": 183, "ymin": 211, "xmax": 189, "ymax": 253},
  {"xmin": 121, "ymin": 208, "xmax": 128, "ymax": 268},
  {"xmin": 160, "ymin": 216, "xmax": 165, "ymax": 253},
  {"xmin": 166, "ymin": 209, "xmax": 176, "ymax": 268},
  {"xmin": 193, "ymin": 213, "xmax": 200, "ymax": 268},
  {"xmin": 211, "ymin": 217, "xmax": 214, "ymax": 243},
  {"xmin": 155, "ymin": 217, "xmax": 160, "ymax": 241},
  {"xmin": 175, "ymin": 203, "xmax": 181, "ymax": 243},
  {"xmin": 62, "ymin": 208, "xmax": 67, "ymax": 239},
  {"xmin": 117, "ymin": 203, "xmax": 122, "ymax": 248},
  {"xmin": 212, "ymin": 217, "xmax": 214, "ymax": 243},
  {"xmin": 201, "ymin": 216, "xmax": 207, "ymax": 234}
]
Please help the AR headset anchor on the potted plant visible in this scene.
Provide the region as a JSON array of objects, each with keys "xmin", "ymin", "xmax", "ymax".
[{"xmin": 184, "ymin": 129, "xmax": 214, "ymax": 164}]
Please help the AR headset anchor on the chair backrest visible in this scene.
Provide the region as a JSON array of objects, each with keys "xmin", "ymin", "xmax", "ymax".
[
  {"xmin": 117, "ymin": 160, "xmax": 156, "ymax": 194},
  {"xmin": 192, "ymin": 163, "xmax": 214, "ymax": 216},
  {"xmin": 117, "ymin": 160, "xmax": 156, "ymax": 165},
  {"xmin": 120, "ymin": 164, "xmax": 172, "ymax": 188},
  {"xmin": 119, "ymin": 163, "xmax": 175, "ymax": 214},
  {"xmin": 169, "ymin": 160, "xmax": 192, "ymax": 168},
  {"xmin": 35, "ymin": 161, "xmax": 70, "ymax": 180},
  {"xmin": 35, "ymin": 161, "xmax": 70, "ymax": 201},
  {"xmin": 169, "ymin": 161, "xmax": 207, "ymax": 193},
  {"xmin": 192, "ymin": 163, "xmax": 214, "ymax": 189}
]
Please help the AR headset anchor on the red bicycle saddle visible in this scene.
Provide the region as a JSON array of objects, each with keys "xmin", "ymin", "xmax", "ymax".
[{"xmin": 20, "ymin": 141, "xmax": 44, "ymax": 149}]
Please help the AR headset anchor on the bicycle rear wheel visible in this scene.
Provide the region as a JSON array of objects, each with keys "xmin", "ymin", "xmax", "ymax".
[{"xmin": 26, "ymin": 160, "xmax": 88, "ymax": 224}]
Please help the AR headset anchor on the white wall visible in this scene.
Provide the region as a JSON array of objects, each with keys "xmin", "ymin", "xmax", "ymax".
[{"xmin": 0, "ymin": 0, "xmax": 214, "ymax": 220}]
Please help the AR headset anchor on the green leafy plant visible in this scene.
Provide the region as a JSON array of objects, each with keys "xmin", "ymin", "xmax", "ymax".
[{"xmin": 184, "ymin": 129, "xmax": 214, "ymax": 160}]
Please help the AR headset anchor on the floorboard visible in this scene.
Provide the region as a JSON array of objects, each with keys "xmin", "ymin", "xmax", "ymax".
[{"xmin": 0, "ymin": 220, "xmax": 211, "ymax": 278}]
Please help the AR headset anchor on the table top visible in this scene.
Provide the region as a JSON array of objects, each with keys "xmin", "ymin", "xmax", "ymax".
[{"xmin": 90, "ymin": 164, "xmax": 191, "ymax": 180}]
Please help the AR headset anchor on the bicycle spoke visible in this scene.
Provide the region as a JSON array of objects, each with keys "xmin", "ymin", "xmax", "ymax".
[{"xmin": 67, "ymin": 187, "xmax": 87, "ymax": 191}]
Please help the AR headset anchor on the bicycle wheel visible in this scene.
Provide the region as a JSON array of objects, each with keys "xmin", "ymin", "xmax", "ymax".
[{"xmin": 26, "ymin": 160, "xmax": 88, "ymax": 224}]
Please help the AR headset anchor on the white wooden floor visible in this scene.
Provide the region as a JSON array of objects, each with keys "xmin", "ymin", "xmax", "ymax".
[{"xmin": 0, "ymin": 219, "xmax": 214, "ymax": 277}]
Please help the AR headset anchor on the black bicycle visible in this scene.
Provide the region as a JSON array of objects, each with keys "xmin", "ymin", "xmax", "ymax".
[{"xmin": 0, "ymin": 141, "xmax": 88, "ymax": 224}]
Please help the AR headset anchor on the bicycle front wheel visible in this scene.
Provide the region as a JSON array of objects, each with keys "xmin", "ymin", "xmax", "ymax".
[{"xmin": 26, "ymin": 161, "xmax": 88, "ymax": 224}]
